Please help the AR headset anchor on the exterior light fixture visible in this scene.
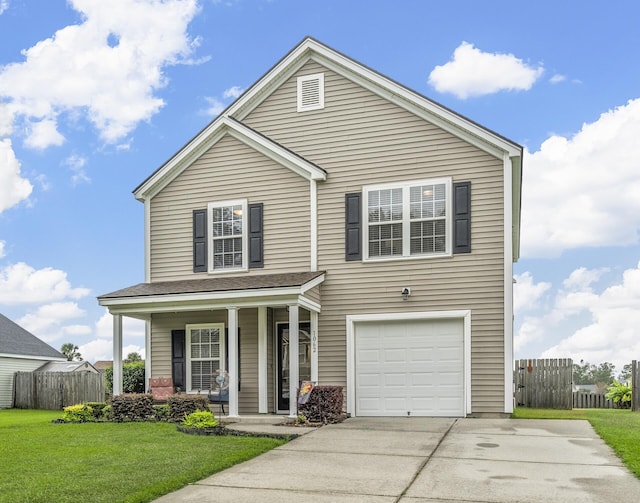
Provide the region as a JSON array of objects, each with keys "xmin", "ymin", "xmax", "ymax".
[{"xmin": 401, "ymin": 287, "xmax": 411, "ymax": 300}]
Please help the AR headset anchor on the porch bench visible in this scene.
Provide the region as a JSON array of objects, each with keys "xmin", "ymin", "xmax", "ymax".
[{"xmin": 207, "ymin": 389, "xmax": 229, "ymax": 415}]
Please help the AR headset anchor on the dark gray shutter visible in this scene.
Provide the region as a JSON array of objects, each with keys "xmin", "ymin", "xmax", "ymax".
[
  {"xmin": 248, "ymin": 203, "xmax": 263, "ymax": 268},
  {"xmin": 453, "ymin": 181, "xmax": 471, "ymax": 254},
  {"xmin": 345, "ymin": 192, "xmax": 362, "ymax": 261},
  {"xmin": 193, "ymin": 209, "xmax": 207, "ymax": 272},
  {"xmin": 171, "ymin": 330, "xmax": 186, "ymax": 392}
]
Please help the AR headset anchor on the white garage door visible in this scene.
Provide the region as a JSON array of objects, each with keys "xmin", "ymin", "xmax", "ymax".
[{"xmin": 355, "ymin": 318, "xmax": 464, "ymax": 417}]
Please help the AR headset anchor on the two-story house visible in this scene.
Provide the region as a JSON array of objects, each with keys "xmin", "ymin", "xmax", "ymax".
[{"xmin": 98, "ymin": 37, "xmax": 522, "ymax": 418}]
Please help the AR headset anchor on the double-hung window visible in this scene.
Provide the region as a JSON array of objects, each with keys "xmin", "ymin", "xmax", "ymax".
[
  {"xmin": 186, "ymin": 323, "xmax": 225, "ymax": 391},
  {"xmin": 364, "ymin": 178, "xmax": 452, "ymax": 260},
  {"xmin": 208, "ymin": 199, "xmax": 247, "ymax": 272}
]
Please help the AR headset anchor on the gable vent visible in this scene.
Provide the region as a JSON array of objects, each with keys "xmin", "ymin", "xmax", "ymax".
[{"xmin": 297, "ymin": 73, "xmax": 325, "ymax": 112}]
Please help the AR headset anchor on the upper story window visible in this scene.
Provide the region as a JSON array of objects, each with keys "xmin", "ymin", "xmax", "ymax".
[
  {"xmin": 364, "ymin": 178, "xmax": 452, "ymax": 260},
  {"xmin": 297, "ymin": 73, "xmax": 325, "ymax": 112},
  {"xmin": 208, "ymin": 199, "xmax": 248, "ymax": 272}
]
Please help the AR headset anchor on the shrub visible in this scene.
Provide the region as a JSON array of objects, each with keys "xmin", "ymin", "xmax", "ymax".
[
  {"xmin": 298, "ymin": 386, "xmax": 345, "ymax": 424},
  {"xmin": 167, "ymin": 395, "xmax": 209, "ymax": 422},
  {"xmin": 606, "ymin": 381, "xmax": 632, "ymax": 408},
  {"xmin": 85, "ymin": 402, "xmax": 108, "ymax": 421},
  {"xmin": 154, "ymin": 404, "xmax": 170, "ymax": 421},
  {"xmin": 110, "ymin": 394, "xmax": 155, "ymax": 422},
  {"xmin": 104, "ymin": 362, "xmax": 146, "ymax": 394},
  {"xmin": 182, "ymin": 410, "xmax": 218, "ymax": 429},
  {"xmin": 62, "ymin": 404, "xmax": 95, "ymax": 423}
]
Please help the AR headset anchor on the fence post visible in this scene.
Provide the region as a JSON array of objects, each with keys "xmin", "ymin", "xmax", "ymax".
[{"xmin": 633, "ymin": 360, "xmax": 639, "ymax": 412}]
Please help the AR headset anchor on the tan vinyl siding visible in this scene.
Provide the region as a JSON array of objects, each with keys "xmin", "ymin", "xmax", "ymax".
[
  {"xmin": 150, "ymin": 134, "xmax": 311, "ymax": 282},
  {"xmin": 244, "ymin": 61, "xmax": 506, "ymax": 413},
  {"xmin": 150, "ymin": 309, "xmax": 261, "ymax": 414}
]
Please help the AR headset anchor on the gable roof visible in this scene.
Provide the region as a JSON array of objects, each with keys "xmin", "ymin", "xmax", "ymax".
[
  {"xmin": 133, "ymin": 36, "xmax": 523, "ymax": 259},
  {"xmin": 134, "ymin": 116, "xmax": 327, "ymax": 202},
  {"xmin": 0, "ymin": 313, "xmax": 65, "ymax": 360},
  {"xmin": 37, "ymin": 360, "xmax": 98, "ymax": 373}
]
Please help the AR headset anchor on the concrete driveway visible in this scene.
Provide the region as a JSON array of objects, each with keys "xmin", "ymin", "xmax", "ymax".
[{"xmin": 154, "ymin": 417, "xmax": 640, "ymax": 502}]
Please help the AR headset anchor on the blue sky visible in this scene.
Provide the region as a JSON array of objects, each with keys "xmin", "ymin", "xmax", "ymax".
[{"xmin": 1, "ymin": 0, "xmax": 639, "ymax": 372}]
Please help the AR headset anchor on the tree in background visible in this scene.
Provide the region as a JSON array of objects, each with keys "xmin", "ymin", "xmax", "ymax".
[
  {"xmin": 60, "ymin": 343, "xmax": 82, "ymax": 362},
  {"xmin": 572, "ymin": 360, "xmax": 616, "ymax": 392},
  {"xmin": 619, "ymin": 363, "xmax": 633, "ymax": 381},
  {"xmin": 125, "ymin": 352, "xmax": 142, "ymax": 363}
]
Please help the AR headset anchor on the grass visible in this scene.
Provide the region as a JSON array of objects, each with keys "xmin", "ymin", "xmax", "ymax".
[
  {"xmin": 0, "ymin": 409, "xmax": 287, "ymax": 503},
  {"xmin": 512, "ymin": 407, "xmax": 640, "ymax": 478}
]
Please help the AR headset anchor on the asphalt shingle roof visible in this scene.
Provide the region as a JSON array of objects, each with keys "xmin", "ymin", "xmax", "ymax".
[
  {"xmin": 0, "ymin": 313, "xmax": 65, "ymax": 359},
  {"xmin": 98, "ymin": 271, "xmax": 325, "ymax": 300}
]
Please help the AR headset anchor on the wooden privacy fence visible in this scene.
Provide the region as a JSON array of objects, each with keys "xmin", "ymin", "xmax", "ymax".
[
  {"xmin": 633, "ymin": 360, "xmax": 640, "ymax": 412},
  {"xmin": 573, "ymin": 392, "xmax": 615, "ymax": 409},
  {"xmin": 514, "ymin": 358, "xmax": 573, "ymax": 409},
  {"xmin": 13, "ymin": 371, "xmax": 105, "ymax": 410}
]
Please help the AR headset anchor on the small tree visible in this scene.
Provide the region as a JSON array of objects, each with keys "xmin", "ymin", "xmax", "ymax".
[
  {"xmin": 60, "ymin": 343, "xmax": 82, "ymax": 362},
  {"xmin": 125, "ymin": 352, "xmax": 142, "ymax": 363}
]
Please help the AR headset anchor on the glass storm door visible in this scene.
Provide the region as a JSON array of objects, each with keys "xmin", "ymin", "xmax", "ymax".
[{"xmin": 277, "ymin": 322, "xmax": 311, "ymax": 411}]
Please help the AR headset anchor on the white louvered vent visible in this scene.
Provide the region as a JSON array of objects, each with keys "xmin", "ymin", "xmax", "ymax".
[{"xmin": 297, "ymin": 73, "xmax": 324, "ymax": 112}]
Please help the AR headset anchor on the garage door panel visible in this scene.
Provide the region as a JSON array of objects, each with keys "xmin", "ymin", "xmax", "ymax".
[{"xmin": 355, "ymin": 318, "xmax": 464, "ymax": 417}]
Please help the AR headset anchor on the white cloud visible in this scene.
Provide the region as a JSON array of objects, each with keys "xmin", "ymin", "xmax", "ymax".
[
  {"xmin": 0, "ymin": 0, "xmax": 200, "ymax": 146},
  {"xmin": 0, "ymin": 262, "xmax": 90, "ymax": 304},
  {"xmin": 549, "ymin": 74, "xmax": 566, "ymax": 84},
  {"xmin": 0, "ymin": 240, "xmax": 5, "ymax": 259},
  {"xmin": 0, "ymin": 1, "xmax": 7, "ymax": 16},
  {"xmin": 82, "ymin": 311, "xmax": 146, "ymax": 362},
  {"xmin": 521, "ymin": 98, "xmax": 640, "ymax": 258},
  {"xmin": 63, "ymin": 153, "xmax": 90, "ymax": 185},
  {"xmin": 18, "ymin": 301, "xmax": 86, "ymax": 341},
  {"xmin": 513, "ymin": 271, "xmax": 551, "ymax": 315},
  {"xmin": 517, "ymin": 263, "xmax": 640, "ymax": 370},
  {"xmin": 223, "ymin": 86, "xmax": 244, "ymax": 99},
  {"xmin": 202, "ymin": 96, "xmax": 225, "ymax": 117},
  {"xmin": 428, "ymin": 42, "xmax": 543, "ymax": 99},
  {"xmin": 24, "ymin": 118, "xmax": 65, "ymax": 149},
  {"xmin": 0, "ymin": 138, "xmax": 33, "ymax": 212}
]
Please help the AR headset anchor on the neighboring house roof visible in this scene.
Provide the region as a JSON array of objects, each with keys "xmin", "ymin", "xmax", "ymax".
[
  {"xmin": 132, "ymin": 36, "xmax": 523, "ymax": 260},
  {"xmin": 93, "ymin": 360, "xmax": 113, "ymax": 371},
  {"xmin": 37, "ymin": 361, "xmax": 98, "ymax": 373},
  {"xmin": 0, "ymin": 312, "xmax": 65, "ymax": 360}
]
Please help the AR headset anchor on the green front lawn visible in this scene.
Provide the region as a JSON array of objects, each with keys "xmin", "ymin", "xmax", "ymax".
[
  {"xmin": 0, "ymin": 409, "xmax": 287, "ymax": 503},
  {"xmin": 512, "ymin": 407, "xmax": 640, "ymax": 478}
]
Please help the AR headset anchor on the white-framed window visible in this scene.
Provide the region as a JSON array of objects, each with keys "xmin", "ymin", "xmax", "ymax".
[
  {"xmin": 297, "ymin": 73, "xmax": 325, "ymax": 112},
  {"xmin": 186, "ymin": 323, "xmax": 225, "ymax": 392},
  {"xmin": 208, "ymin": 199, "xmax": 248, "ymax": 273},
  {"xmin": 364, "ymin": 178, "xmax": 452, "ymax": 260}
]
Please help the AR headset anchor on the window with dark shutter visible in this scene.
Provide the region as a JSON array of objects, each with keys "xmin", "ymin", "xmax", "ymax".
[
  {"xmin": 453, "ymin": 181, "xmax": 471, "ymax": 254},
  {"xmin": 345, "ymin": 192, "xmax": 362, "ymax": 261},
  {"xmin": 193, "ymin": 209, "xmax": 207, "ymax": 272},
  {"xmin": 248, "ymin": 203, "xmax": 264, "ymax": 268}
]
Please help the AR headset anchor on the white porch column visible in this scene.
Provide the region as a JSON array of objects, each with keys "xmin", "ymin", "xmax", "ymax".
[
  {"xmin": 112, "ymin": 314, "xmax": 123, "ymax": 396},
  {"xmin": 288, "ymin": 305, "xmax": 299, "ymax": 418},
  {"xmin": 310, "ymin": 310, "xmax": 318, "ymax": 383},
  {"xmin": 144, "ymin": 318, "xmax": 151, "ymax": 392},
  {"xmin": 227, "ymin": 307, "xmax": 239, "ymax": 418},
  {"xmin": 257, "ymin": 306, "xmax": 268, "ymax": 413}
]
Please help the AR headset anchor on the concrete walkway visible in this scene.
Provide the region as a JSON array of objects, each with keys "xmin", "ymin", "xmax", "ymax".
[{"xmin": 154, "ymin": 417, "xmax": 640, "ymax": 502}]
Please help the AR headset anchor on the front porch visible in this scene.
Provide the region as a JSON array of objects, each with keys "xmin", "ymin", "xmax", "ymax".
[{"xmin": 98, "ymin": 272, "xmax": 324, "ymax": 418}]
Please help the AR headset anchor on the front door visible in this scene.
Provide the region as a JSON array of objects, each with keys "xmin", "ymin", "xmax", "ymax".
[{"xmin": 277, "ymin": 322, "xmax": 311, "ymax": 411}]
